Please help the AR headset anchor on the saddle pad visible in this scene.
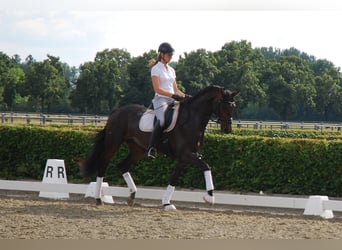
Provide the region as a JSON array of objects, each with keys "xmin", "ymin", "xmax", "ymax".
[{"xmin": 139, "ymin": 102, "xmax": 180, "ymax": 132}]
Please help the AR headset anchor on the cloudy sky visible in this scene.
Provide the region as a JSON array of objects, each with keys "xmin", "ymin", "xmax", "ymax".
[{"xmin": 1, "ymin": 0, "xmax": 342, "ymax": 69}]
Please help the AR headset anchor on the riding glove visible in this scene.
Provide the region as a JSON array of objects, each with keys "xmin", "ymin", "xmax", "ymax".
[{"xmin": 171, "ymin": 94, "xmax": 183, "ymax": 101}]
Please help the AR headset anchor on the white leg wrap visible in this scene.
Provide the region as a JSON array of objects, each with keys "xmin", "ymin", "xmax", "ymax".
[
  {"xmin": 123, "ymin": 172, "xmax": 137, "ymax": 193},
  {"xmin": 204, "ymin": 170, "xmax": 214, "ymax": 191},
  {"xmin": 162, "ymin": 185, "xmax": 175, "ymax": 205},
  {"xmin": 95, "ymin": 176, "xmax": 104, "ymax": 199}
]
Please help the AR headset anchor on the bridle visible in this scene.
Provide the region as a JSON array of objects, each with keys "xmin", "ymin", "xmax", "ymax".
[{"xmin": 213, "ymin": 95, "xmax": 236, "ymax": 125}]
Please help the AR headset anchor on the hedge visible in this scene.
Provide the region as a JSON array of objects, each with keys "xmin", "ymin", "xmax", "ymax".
[{"xmin": 1, "ymin": 125, "xmax": 342, "ymax": 197}]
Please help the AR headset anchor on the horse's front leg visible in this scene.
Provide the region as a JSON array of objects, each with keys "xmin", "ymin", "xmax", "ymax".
[
  {"xmin": 188, "ymin": 153, "xmax": 215, "ymax": 205},
  {"xmin": 203, "ymin": 169, "xmax": 215, "ymax": 204}
]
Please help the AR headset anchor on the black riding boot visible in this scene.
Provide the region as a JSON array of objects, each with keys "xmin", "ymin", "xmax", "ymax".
[{"xmin": 147, "ymin": 121, "xmax": 163, "ymax": 159}]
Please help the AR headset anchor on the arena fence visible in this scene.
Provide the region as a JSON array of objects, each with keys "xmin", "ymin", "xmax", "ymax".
[
  {"xmin": 2, "ymin": 112, "xmax": 342, "ymax": 131},
  {"xmin": 0, "ymin": 112, "xmax": 106, "ymax": 126},
  {"xmin": 1, "ymin": 179, "xmax": 341, "ymax": 219}
]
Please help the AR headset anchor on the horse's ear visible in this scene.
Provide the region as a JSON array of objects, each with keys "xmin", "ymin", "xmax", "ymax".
[{"xmin": 232, "ymin": 90, "xmax": 240, "ymax": 97}]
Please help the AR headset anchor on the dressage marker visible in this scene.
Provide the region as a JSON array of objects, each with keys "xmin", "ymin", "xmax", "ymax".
[
  {"xmin": 38, "ymin": 159, "xmax": 69, "ymax": 199},
  {"xmin": 0, "ymin": 179, "xmax": 341, "ymax": 219}
]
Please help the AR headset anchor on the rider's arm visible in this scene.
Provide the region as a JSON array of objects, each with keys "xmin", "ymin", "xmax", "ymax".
[
  {"xmin": 173, "ymin": 80, "xmax": 185, "ymax": 97},
  {"xmin": 152, "ymin": 76, "xmax": 174, "ymax": 97}
]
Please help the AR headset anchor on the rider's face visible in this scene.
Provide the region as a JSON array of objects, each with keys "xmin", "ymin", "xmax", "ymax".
[{"xmin": 162, "ymin": 53, "xmax": 173, "ymax": 63}]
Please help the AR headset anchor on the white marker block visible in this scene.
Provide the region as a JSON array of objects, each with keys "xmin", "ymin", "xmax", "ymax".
[
  {"xmin": 39, "ymin": 159, "xmax": 69, "ymax": 199},
  {"xmin": 304, "ymin": 195, "xmax": 334, "ymax": 219},
  {"xmin": 85, "ymin": 182, "xmax": 114, "ymax": 204}
]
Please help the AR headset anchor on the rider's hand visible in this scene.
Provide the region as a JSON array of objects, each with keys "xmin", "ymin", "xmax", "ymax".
[{"xmin": 171, "ymin": 94, "xmax": 183, "ymax": 101}]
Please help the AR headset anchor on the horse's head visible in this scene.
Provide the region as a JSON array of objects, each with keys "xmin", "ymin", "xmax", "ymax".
[{"xmin": 214, "ymin": 89, "xmax": 240, "ymax": 134}]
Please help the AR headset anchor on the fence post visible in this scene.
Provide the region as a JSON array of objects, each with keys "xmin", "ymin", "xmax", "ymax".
[
  {"xmin": 40, "ymin": 114, "xmax": 46, "ymax": 125},
  {"xmin": 237, "ymin": 120, "xmax": 241, "ymax": 128},
  {"xmin": 253, "ymin": 122, "xmax": 258, "ymax": 129},
  {"xmin": 26, "ymin": 114, "xmax": 30, "ymax": 125},
  {"xmin": 68, "ymin": 114, "xmax": 73, "ymax": 125}
]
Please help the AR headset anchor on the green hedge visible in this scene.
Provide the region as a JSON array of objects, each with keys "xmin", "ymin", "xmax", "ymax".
[
  {"xmin": 201, "ymin": 134, "xmax": 342, "ymax": 196},
  {"xmin": 0, "ymin": 125, "xmax": 93, "ymax": 181},
  {"xmin": 1, "ymin": 125, "xmax": 342, "ymax": 197},
  {"xmin": 230, "ymin": 128, "xmax": 342, "ymax": 139}
]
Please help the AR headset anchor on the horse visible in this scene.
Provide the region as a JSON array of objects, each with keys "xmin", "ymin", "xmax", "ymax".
[{"xmin": 78, "ymin": 85, "xmax": 239, "ymax": 210}]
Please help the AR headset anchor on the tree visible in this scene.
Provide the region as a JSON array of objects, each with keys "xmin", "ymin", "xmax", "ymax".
[
  {"xmin": 312, "ymin": 59, "xmax": 342, "ymax": 120},
  {"xmin": 2, "ymin": 67, "xmax": 25, "ymax": 110},
  {"xmin": 0, "ymin": 52, "xmax": 25, "ymax": 110},
  {"xmin": 71, "ymin": 48, "xmax": 131, "ymax": 114},
  {"xmin": 256, "ymin": 47, "xmax": 281, "ymax": 61},
  {"xmin": 264, "ymin": 56, "xmax": 316, "ymax": 120},
  {"xmin": 214, "ymin": 40, "xmax": 267, "ymax": 110},
  {"xmin": 176, "ymin": 49, "xmax": 218, "ymax": 95},
  {"xmin": 120, "ymin": 50, "xmax": 157, "ymax": 106},
  {"xmin": 70, "ymin": 62, "xmax": 96, "ymax": 113},
  {"xmin": 25, "ymin": 56, "xmax": 68, "ymax": 112}
]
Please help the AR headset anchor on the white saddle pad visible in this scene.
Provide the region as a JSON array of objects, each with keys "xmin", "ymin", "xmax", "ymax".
[{"xmin": 139, "ymin": 102, "xmax": 180, "ymax": 132}]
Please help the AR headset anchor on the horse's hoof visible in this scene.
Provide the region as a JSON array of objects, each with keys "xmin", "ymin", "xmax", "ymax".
[
  {"xmin": 96, "ymin": 198, "xmax": 103, "ymax": 206},
  {"xmin": 126, "ymin": 198, "xmax": 135, "ymax": 206},
  {"xmin": 203, "ymin": 194, "xmax": 215, "ymax": 205},
  {"xmin": 163, "ymin": 204, "xmax": 177, "ymax": 211}
]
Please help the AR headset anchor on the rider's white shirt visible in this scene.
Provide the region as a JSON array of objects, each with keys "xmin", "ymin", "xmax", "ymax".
[{"xmin": 151, "ymin": 61, "xmax": 176, "ymax": 97}]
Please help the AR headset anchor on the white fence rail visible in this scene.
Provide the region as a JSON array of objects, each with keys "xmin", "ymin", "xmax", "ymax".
[
  {"xmin": 1, "ymin": 112, "xmax": 107, "ymax": 126},
  {"xmin": 0, "ymin": 180, "xmax": 341, "ymax": 218},
  {"xmin": 207, "ymin": 120, "xmax": 342, "ymax": 131},
  {"xmin": 2, "ymin": 112, "xmax": 342, "ymax": 131}
]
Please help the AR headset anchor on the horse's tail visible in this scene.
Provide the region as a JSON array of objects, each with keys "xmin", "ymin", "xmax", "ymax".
[{"xmin": 79, "ymin": 128, "xmax": 106, "ymax": 177}]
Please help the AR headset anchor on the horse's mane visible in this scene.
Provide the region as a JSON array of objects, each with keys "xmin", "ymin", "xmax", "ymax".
[{"xmin": 185, "ymin": 85, "xmax": 224, "ymax": 104}]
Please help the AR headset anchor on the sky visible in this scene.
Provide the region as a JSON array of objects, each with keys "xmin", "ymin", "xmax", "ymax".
[{"xmin": 1, "ymin": 0, "xmax": 342, "ymax": 69}]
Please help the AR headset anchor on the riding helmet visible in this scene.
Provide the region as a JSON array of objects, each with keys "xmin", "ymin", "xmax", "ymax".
[{"xmin": 158, "ymin": 42, "xmax": 174, "ymax": 54}]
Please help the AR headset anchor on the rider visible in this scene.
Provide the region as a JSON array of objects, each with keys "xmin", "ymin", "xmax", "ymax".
[{"xmin": 147, "ymin": 42, "xmax": 186, "ymax": 159}]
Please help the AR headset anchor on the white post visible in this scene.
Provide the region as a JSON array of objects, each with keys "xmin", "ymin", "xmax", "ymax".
[
  {"xmin": 85, "ymin": 178, "xmax": 114, "ymax": 204},
  {"xmin": 123, "ymin": 172, "xmax": 137, "ymax": 194},
  {"xmin": 304, "ymin": 195, "xmax": 334, "ymax": 219}
]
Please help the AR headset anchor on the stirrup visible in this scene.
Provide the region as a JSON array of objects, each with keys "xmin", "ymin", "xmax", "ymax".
[{"xmin": 147, "ymin": 147, "xmax": 157, "ymax": 159}]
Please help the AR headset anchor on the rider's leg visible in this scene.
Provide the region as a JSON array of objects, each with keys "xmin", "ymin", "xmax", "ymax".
[
  {"xmin": 147, "ymin": 120, "xmax": 163, "ymax": 159},
  {"xmin": 147, "ymin": 96, "xmax": 168, "ymax": 159}
]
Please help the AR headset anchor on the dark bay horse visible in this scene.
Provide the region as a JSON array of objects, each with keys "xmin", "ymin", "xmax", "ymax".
[{"xmin": 78, "ymin": 85, "xmax": 239, "ymax": 210}]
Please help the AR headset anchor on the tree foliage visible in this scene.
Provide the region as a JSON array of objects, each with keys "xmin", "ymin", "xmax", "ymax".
[
  {"xmin": 120, "ymin": 50, "xmax": 157, "ymax": 106},
  {"xmin": 1, "ymin": 40, "xmax": 342, "ymax": 121},
  {"xmin": 70, "ymin": 48, "xmax": 131, "ymax": 114},
  {"xmin": 177, "ymin": 48, "xmax": 218, "ymax": 95},
  {"xmin": 24, "ymin": 55, "xmax": 68, "ymax": 112}
]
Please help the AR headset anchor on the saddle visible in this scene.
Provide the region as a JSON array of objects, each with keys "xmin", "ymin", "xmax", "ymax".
[{"xmin": 139, "ymin": 101, "xmax": 180, "ymax": 132}]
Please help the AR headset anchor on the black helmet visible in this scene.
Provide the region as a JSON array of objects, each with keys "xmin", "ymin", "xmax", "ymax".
[{"xmin": 158, "ymin": 42, "xmax": 174, "ymax": 54}]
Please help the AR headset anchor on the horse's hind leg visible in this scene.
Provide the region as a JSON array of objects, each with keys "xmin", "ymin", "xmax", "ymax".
[
  {"xmin": 118, "ymin": 141, "xmax": 145, "ymax": 206},
  {"xmin": 94, "ymin": 139, "xmax": 123, "ymax": 205},
  {"xmin": 162, "ymin": 162, "xmax": 186, "ymax": 211},
  {"xmin": 94, "ymin": 176, "xmax": 104, "ymax": 206},
  {"xmin": 122, "ymin": 172, "xmax": 137, "ymax": 206}
]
